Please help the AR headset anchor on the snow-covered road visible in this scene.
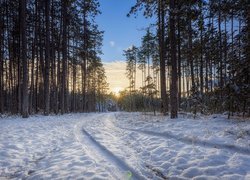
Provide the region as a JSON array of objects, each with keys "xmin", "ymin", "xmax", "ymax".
[{"xmin": 0, "ymin": 112, "xmax": 250, "ymax": 179}]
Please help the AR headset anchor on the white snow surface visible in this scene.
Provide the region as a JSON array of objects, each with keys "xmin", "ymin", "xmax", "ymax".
[{"xmin": 0, "ymin": 112, "xmax": 250, "ymax": 179}]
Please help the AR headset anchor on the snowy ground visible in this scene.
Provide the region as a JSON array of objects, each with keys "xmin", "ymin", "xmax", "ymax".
[{"xmin": 0, "ymin": 112, "xmax": 250, "ymax": 179}]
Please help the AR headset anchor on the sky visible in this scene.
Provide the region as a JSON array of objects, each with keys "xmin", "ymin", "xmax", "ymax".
[
  {"xmin": 96, "ymin": 0, "xmax": 154, "ymax": 92},
  {"xmin": 96, "ymin": 0, "xmax": 154, "ymax": 62}
]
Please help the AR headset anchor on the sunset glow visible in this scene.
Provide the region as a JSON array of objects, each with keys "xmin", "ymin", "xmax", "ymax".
[{"xmin": 112, "ymin": 87, "xmax": 123, "ymax": 96}]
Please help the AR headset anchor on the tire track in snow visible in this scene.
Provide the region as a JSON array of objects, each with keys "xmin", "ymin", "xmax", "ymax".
[
  {"xmin": 103, "ymin": 114, "xmax": 170, "ymax": 180},
  {"xmin": 74, "ymin": 122, "xmax": 143, "ymax": 180},
  {"xmin": 119, "ymin": 127, "xmax": 250, "ymax": 155}
]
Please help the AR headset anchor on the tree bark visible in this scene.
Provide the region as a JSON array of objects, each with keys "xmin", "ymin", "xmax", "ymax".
[
  {"xmin": 44, "ymin": 0, "xmax": 50, "ymax": 115},
  {"xmin": 199, "ymin": 2, "xmax": 204, "ymax": 96},
  {"xmin": 188, "ymin": 11, "xmax": 195, "ymax": 89},
  {"xmin": 169, "ymin": 0, "xmax": 178, "ymax": 118},
  {"xmin": 158, "ymin": 0, "xmax": 168, "ymax": 115},
  {"xmin": 0, "ymin": 6, "xmax": 4, "ymax": 113},
  {"xmin": 20, "ymin": 0, "xmax": 29, "ymax": 118},
  {"xmin": 61, "ymin": 0, "xmax": 68, "ymax": 114},
  {"xmin": 218, "ymin": 0, "xmax": 223, "ymax": 90},
  {"xmin": 177, "ymin": 0, "xmax": 181, "ymax": 108}
]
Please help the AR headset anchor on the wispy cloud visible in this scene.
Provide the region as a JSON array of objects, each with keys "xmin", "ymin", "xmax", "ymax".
[{"xmin": 109, "ymin": 41, "xmax": 115, "ymax": 47}]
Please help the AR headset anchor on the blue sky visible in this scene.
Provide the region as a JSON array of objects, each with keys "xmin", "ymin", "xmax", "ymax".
[{"xmin": 96, "ymin": 0, "xmax": 155, "ymax": 62}]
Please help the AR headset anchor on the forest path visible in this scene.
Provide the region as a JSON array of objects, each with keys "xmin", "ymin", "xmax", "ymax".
[
  {"xmin": 74, "ymin": 115, "xmax": 143, "ymax": 180},
  {"xmin": 75, "ymin": 113, "xmax": 167, "ymax": 179},
  {"xmin": 76, "ymin": 112, "xmax": 250, "ymax": 179}
]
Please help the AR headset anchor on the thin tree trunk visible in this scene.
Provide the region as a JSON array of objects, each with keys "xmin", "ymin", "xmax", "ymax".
[
  {"xmin": 238, "ymin": 18, "xmax": 241, "ymax": 61},
  {"xmin": 83, "ymin": 5, "xmax": 87, "ymax": 112},
  {"xmin": 169, "ymin": 0, "xmax": 178, "ymax": 118},
  {"xmin": 50, "ymin": 0, "xmax": 57, "ymax": 113},
  {"xmin": 218, "ymin": 0, "xmax": 223, "ymax": 90},
  {"xmin": 29, "ymin": 36, "xmax": 35, "ymax": 114},
  {"xmin": 210, "ymin": 17, "xmax": 214, "ymax": 92},
  {"xmin": 188, "ymin": 11, "xmax": 195, "ymax": 89},
  {"xmin": 72, "ymin": 40, "xmax": 77, "ymax": 112},
  {"xmin": 20, "ymin": 0, "xmax": 29, "ymax": 118},
  {"xmin": 228, "ymin": 13, "xmax": 234, "ymax": 119},
  {"xmin": 177, "ymin": 0, "xmax": 181, "ymax": 108},
  {"xmin": 224, "ymin": 19, "xmax": 227, "ymax": 85},
  {"xmin": 199, "ymin": 2, "xmax": 204, "ymax": 96},
  {"xmin": 44, "ymin": 0, "xmax": 50, "ymax": 115},
  {"xmin": 0, "ymin": 7, "xmax": 4, "ymax": 113},
  {"xmin": 56, "ymin": 49, "xmax": 60, "ymax": 114},
  {"xmin": 158, "ymin": 0, "xmax": 167, "ymax": 115},
  {"xmin": 61, "ymin": 0, "xmax": 68, "ymax": 114}
]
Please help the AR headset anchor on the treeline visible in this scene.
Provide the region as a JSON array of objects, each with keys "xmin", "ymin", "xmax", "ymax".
[
  {"xmin": 123, "ymin": 0, "xmax": 249, "ymax": 118},
  {"xmin": 0, "ymin": 0, "xmax": 108, "ymax": 117}
]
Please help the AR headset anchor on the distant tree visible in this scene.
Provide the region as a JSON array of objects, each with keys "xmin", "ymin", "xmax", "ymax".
[{"xmin": 124, "ymin": 45, "xmax": 138, "ymax": 111}]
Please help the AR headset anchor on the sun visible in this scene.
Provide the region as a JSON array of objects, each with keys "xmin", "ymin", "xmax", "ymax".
[{"xmin": 112, "ymin": 87, "xmax": 123, "ymax": 97}]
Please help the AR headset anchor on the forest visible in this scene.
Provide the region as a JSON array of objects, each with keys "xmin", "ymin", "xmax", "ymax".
[
  {"xmin": 121, "ymin": 0, "xmax": 249, "ymax": 118},
  {"xmin": 0, "ymin": 0, "xmax": 249, "ymax": 118},
  {"xmin": 0, "ymin": 0, "xmax": 108, "ymax": 118}
]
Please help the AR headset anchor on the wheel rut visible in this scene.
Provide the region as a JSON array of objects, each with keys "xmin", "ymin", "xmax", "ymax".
[
  {"xmin": 119, "ymin": 127, "xmax": 250, "ymax": 155},
  {"xmin": 74, "ymin": 121, "xmax": 143, "ymax": 180}
]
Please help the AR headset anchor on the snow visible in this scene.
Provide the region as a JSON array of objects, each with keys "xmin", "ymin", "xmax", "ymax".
[{"xmin": 0, "ymin": 112, "xmax": 250, "ymax": 179}]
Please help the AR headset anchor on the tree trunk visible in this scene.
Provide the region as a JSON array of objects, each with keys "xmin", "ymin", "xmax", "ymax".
[
  {"xmin": 61, "ymin": 0, "xmax": 68, "ymax": 114},
  {"xmin": 169, "ymin": 0, "xmax": 178, "ymax": 118},
  {"xmin": 199, "ymin": 2, "xmax": 204, "ymax": 96},
  {"xmin": 50, "ymin": 0, "xmax": 57, "ymax": 114},
  {"xmin": 20, "ymin": 0, "xmax": 29, "ymax": 118},
  {"xmin": 158, "ymin": 0, "xmax": 168, "ymax": 115},
  {"xmin": 0, "ymin": 7, "xmax": 4, "ymax": 113},
  {"xmin": 188, "ymin": 12, "xmax": 195, "ymax": 89},
  {"xmin": 29, "ymin": 36, "xmax": 35, "ymax": 114},
  {"xmin": 224, "ymin": 19, "xmax": 227, "ymax": 85},
  {"xmin": 44, "ymin": 0, "xmax": 50, "ymax": 115},
  {"xmin": 218, "ymin": 0, "xmax": 223, "ymax": 90},
  {"xmin": 177, "ymin": 0, "xmax": 181, "ymax": 108},
  {"xmin": 83, "ymin": 5, "xmax": 87, "ymax": 112},
  {"xmin": 72, "ymin": 41, "xmax": 77, "ymax": 112}
]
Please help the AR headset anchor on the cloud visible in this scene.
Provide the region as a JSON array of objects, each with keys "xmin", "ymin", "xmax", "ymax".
[{"xmin": 109, "ymin": 41, "xmax": 115, "ymax": 47}]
